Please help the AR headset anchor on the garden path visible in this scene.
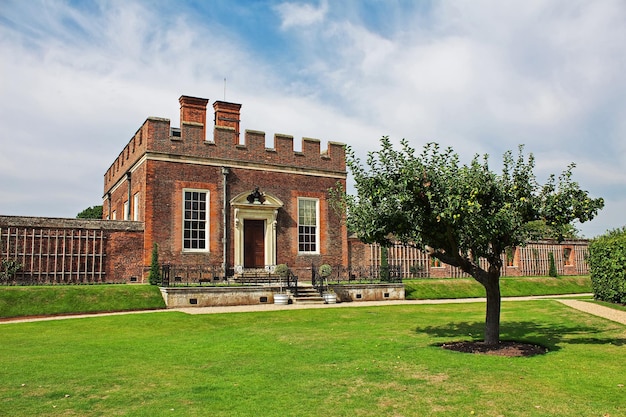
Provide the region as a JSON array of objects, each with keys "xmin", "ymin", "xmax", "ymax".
[{"xmin": 3, "ymin": 293, "xmax": 626, "ymax": 326}]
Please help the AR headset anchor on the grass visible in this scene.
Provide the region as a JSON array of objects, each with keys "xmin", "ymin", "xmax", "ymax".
[
  {"xmin": 0, "ymin": 300, "xmax": 624, "ymax": 416},
  {"xmin": 0, "ymin": 276, "xmax": 594, "ymax": 319},
  {"xmin": 404, "ymin": 275, "xmax": 592, "ymax": 300},
  {"xmin": 0, "ymin": 285, "xmax": 165, "ymax": 318}
]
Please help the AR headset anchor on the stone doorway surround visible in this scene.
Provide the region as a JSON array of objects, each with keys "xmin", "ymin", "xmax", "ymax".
[{"xmin": 231, "ymin": 190, "xmax": 283, "ymax": 273}]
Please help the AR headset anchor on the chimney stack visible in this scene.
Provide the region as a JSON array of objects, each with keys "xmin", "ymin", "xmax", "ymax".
[
  {"xmin": 179, "ymin": 95, "xmax": 209, "ymax": 139},
  {"xmin": 213, "ymin": 101, "xmax": 242, "ymax": 144}
]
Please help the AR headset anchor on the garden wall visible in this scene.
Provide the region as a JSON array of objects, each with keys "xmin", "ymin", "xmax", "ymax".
[
  {"xmin": 350, "ymin": 237, "xmax": 589, "ymax": 278},
  {"xmin": 0, "ymin": 216, "xmax": 144, "ymax": 284}
]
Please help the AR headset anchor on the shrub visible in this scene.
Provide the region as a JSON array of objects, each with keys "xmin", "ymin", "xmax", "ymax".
[
  {"xmin": 0, "ymin": 260, "xmax": 22, "ymax": 283},
  {"xmin": 148, "ymin": 243, "xmax": 161, "ymax": 286},
  {"xmin": 588, "ymin": 227, "xmax": 626, "ymax": 304},
  {"xmin": 548, "ymin": 252, "xmax": 558, "ymax": 277}
]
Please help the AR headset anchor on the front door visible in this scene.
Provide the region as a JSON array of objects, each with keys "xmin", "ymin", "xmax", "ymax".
[{"xmin": 244, "ymin": 219, "xmax": 265, "ymax": 268}]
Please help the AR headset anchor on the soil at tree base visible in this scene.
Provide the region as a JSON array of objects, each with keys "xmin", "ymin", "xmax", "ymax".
[{"xmin": 442, "ymin": 341, "xmax": 548, "ymax": 357}]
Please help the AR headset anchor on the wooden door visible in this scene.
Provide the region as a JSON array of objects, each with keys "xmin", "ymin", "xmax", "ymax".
[{"xmin": 244, "ymin": 220, "xmax": 265, "ymax": 268}]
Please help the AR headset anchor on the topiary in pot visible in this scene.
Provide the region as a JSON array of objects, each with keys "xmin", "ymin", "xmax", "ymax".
[
  {"xmin": 319, "ymin": 264, "xmax": 332, "ymax": 278},
  {"xmin": 274, "ymin": 264, "xmax": 290, "ymax": 277}
]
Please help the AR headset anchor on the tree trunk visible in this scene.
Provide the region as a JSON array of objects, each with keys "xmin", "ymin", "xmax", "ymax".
[{"xmin": 483, "ymin": 273, "xmax": 501, "ymax": 345}]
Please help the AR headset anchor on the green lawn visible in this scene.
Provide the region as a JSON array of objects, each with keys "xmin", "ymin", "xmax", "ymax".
[
  {"xmin": 0, "ymin": 285, "xmax": 165, "ymax": 318},
  {"xmin": 0, "ymin": 276, "xmax": 593, "ymax": 319},
  {"xmin": 1, "ymin": 300, "xmax": 624, "ymax": 416},
  {"xmin": 405, "ymin": 275, "xmax": 592, "ymax": 300}
]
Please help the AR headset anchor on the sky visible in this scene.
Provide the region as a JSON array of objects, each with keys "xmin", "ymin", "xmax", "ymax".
[{"xmin": 0, "ymin": 0, "xmax": 624, "ymax": 238}]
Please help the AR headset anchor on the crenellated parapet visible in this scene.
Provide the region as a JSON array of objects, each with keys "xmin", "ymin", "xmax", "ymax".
[{"xmin": 104, "ymin": 95, "xmax": 346, "ymax": 194}]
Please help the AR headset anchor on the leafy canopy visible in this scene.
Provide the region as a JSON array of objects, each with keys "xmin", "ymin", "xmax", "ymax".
[
  {"xmin": 76, "ymin": 205, "xmax": 103, "ymax": 219},
  {"xmin": 336, "ymin": 137, "xmax": 604, "ymax": 345},
  {"xmin": 340, "ymin": 137, "xmax": 604, "ymax": 275}
]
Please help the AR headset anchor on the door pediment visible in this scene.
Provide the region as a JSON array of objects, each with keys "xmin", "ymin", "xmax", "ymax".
[{"xmin": 230, "ymin": 189, "xmax": 283, "ymax": 209}]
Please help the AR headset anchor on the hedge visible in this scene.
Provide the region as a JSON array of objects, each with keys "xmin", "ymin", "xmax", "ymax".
[{"xmin": 588, "ymin": 227, "xmax": 626, "ymax": 304}]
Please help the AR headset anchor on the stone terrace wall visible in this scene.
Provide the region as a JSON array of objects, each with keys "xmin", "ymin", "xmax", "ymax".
[{"xmin": 0, "ymin": 216, "xmax": 144, "ymax": 284}]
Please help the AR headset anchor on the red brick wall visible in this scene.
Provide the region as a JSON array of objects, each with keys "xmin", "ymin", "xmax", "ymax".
[
  {"xmin": 138, "ymin": 159, "xmax": 346, "ymax": 271},
  {"xmin": 103, "ymin": 95, "xmax": 347, "ymax": 278},
  {"xmin": 106, "ymin": 230, "xmax": 144, "ymax": 282}
]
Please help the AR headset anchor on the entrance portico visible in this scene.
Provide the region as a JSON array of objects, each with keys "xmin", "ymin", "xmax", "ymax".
[{"xmin": 231, "ymin": 189, "xmax": 283, "ymax": 273}]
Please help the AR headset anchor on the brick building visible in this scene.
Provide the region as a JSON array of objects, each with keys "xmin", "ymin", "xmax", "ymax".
[
  {"xmin": 0, "ymin": 94, "xmax": 590, "ymax": 286},
  {"xmin": 102, "ymin": 95, "xmax": 348, "ymax": 280}
]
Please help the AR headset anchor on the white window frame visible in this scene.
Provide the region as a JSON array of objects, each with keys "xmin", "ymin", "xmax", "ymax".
[
  {"xmin": 123, "ymin": 201, "xmax": 129, "ymax": 221},
  {"xmin": 133, "ymin": 192, "xmax": 140, "ymax": 221},
  {"xmin": 182, "ymin": 188, "xmax": 210, "ymax": 252},
  {"xmin": 297, "ymin": 197, "xmax": 320, "ymax": 254}
]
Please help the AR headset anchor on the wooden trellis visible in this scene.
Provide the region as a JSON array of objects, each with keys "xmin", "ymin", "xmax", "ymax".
[
  {"xmin": 367, "ymin": 240, "xmax": 589, "ymax": 279},
  {"xmin": 0, "ymin": 226, "xmax": 106, "ymax": 284}
]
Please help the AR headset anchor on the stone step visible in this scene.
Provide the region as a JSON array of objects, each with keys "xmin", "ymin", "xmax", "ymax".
[
  {"xmin": 290, "ymin": 285, "xmax": 325, "ymax": 304},
  {"xmin": 292, "ymin": 296, "xmax": 325, "ymax": 304}
]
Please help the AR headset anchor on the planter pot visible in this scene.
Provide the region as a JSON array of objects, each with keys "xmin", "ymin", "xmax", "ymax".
[
  {"xmin": 323, "ymin": 293, "xmax": 337, "ymax": 304},
  {"xmin": 274, "ymin": 293, "xmax": 289, "ymax": 305}
]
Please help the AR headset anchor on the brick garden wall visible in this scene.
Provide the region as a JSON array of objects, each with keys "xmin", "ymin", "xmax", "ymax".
[
  {"xmin": 0, "ymin": 216, "xmax": 144, "ymax": 284},
  {"xmin": 350, "ymin": 239, "xmax": 590, "ymax": 279}
]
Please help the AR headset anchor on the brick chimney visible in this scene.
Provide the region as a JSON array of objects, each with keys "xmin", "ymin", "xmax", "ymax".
[
  {"xmin": 179, "ymin": 95, "xmax": 209, "ymax": 139},
  {"xmin": 213, "ymin": 100, "xmax": 242, "ymax": 144}
]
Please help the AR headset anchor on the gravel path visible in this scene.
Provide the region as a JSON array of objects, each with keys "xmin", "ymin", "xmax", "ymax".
[
  {"xmin": 3, "ymin": 293, "xmax": 625, "ymax": 326},
  {"xmin": 556, "ymin": 299, "xmax": 626, "ymax": 325}
]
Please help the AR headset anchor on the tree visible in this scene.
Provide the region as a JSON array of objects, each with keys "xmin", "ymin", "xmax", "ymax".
[
  {"xmin": 337, "ymin": 137, "xmax": 604, "ymax": 345},
  {"xmin": 76, "ymin": 205, "xmax": 103, "ymax": 219},
  {"xmin": 148, "ymin": 243, "xmax": 161, "ymax": 285},
  {"xmin": 524, "ymin": 219, "xmax": 581, "ymax": 240},
  {"xmin": 548, "ymin": 252, "xmax": 558, "ymax": 277}
]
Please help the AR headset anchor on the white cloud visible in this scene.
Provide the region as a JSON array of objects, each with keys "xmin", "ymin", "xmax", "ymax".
[
  {"xmin": 274, "ymin": 0, "xmax": 329, "ymax": 29},
  {"xmin": 0, "ymin": 0, "xmax": 625, "ymax": 236}
]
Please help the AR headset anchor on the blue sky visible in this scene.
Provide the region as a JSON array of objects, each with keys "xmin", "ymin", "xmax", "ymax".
[{"xmin": 1, "ymin": 0, "xmax": 624, "ymax": 237}]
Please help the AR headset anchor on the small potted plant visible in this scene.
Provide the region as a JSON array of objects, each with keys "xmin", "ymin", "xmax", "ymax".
[
  {"xmin": 319, "ymin": 264, "xmax": 337, "ymax": 304},
  {"xmin": 273, "ymin": 264, "xmax": 290, "ymax": 305}
]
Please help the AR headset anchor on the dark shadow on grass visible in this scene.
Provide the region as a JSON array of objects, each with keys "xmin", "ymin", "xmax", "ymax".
[{"xmin": 416, "ymin": 321, "xmax": 626, "ymax": 353}]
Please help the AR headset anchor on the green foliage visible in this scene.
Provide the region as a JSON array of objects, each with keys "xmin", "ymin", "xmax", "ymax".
[
  {"xmin": 76, "ymin": 205, "xmax": 103, "ymax": 219},
  {"xmin": 148, "ymin": 243, "xmax": 161, "ymax": 286},
  {"xmin": 523, "ymin": 219, "xmax": 581, "ymax": 240},
  {"xmin": 0, "ymin": 260, "xmax": 21, "ymax": 283},
  {"xmin": 588, "ymin": 227, "xmax": 626, "ymax": 304},
  {"xmin": 548, "ymin": 252, "xmax": 558, "ymax": 277},
  {"xmin": 0, "ymin": 285, "xmax": 165, "ymax": 318},
  {"xmin": 335, "ymin": 137, "xmax": 604, "ymax": 343},
  {"xmin": 380, "ymin": 245, "xmax": 391, "ymax": 281},
  {"xmin": 318, "ymin": 264, "xmax": 332, "ymax": 277},
  {"xmin": 339, "ymin": 138, "xmax": 603, "ymax": 271},
  {"xmin": 274, "ymin": 264, "xmax": 290, "ymax": 277}
]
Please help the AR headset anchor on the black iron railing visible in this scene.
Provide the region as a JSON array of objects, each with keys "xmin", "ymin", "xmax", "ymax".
[
  {"xmin": 161, "ymin": 264, "xmax": 225, "ymax": 286},
  {"xmin": 160, "ymin": 264, "xmax": 298, "ymax": 292},
  {"xmin": 311, "ymin": 264, "xmax": 404, "ymax": 285}
]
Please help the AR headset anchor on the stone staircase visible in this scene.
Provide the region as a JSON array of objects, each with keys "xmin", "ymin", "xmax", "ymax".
[{"xmin": 290, "ymin": 284, "xmax": 325, "ymax": 304}]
